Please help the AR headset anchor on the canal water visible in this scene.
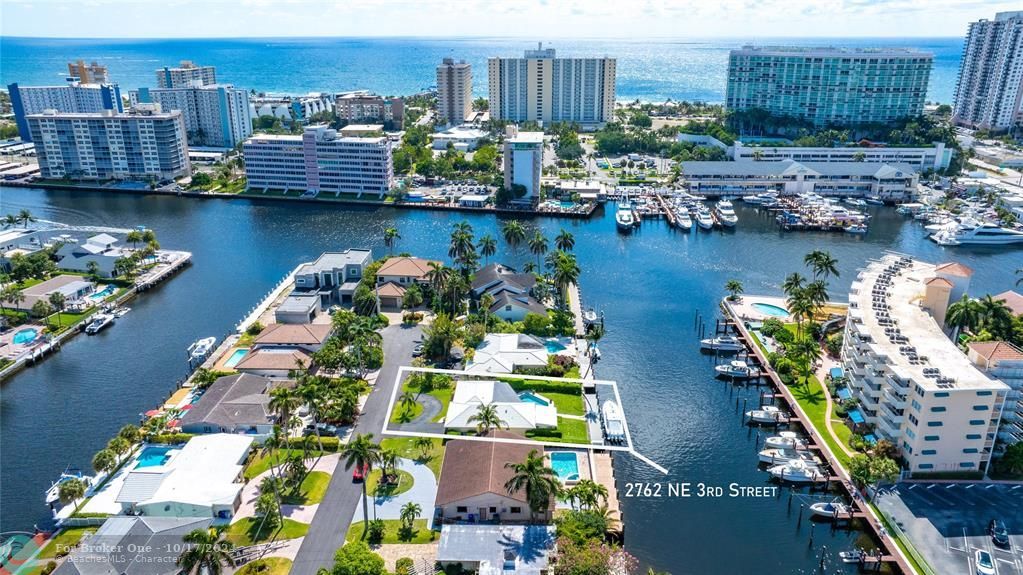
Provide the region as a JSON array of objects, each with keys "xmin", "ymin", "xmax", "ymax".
[{"xmin": 1, "ymin": 187, "xmax": 1019, "ymax": 573}]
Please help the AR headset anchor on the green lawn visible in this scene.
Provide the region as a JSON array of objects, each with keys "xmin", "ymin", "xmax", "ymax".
[
  {"xmin": 366, "ymin": 469, "xmax": 414, "ymax": 497},
  {"xmin": 398, "ymin": 374, "xmax": 455, "ymax": 423},
  {"xmin": 506, "ymin": 379, "xmax": 585, "ymax": 416},
  {"xmin": 390, "ymin": 400, "xmax": 423, "ymax": 423},
  {"xmin": 281, "ymin": 471, "xmax": 330, "ymax": 505},
  {"xmin": 225, "ymin": 518, "xmax": 309, "ymax": 546},
  {"xmin": 345, "ymin": 519, "xmax": 435, "ymax": 544},
  {"xmin": 235, "ymin": 558, "xmax": 292, "ymax": 575},
  {"xmin": 37, "ymin": 527, "xmax": 96, "ymax": 559},
  {"xmin": 244, "ymin": 449, "xmax": 327, "ymax": 480},
  {"xmin": 555, "ymin": 416, "xmax": 590, "ymax": 444},
  {"xmin": 428, "ymin": 387, "xmax": 454, "ymax": 422},
  {"xmin": 790, "ymin": 376, "xmax": 852, "ymax": 467},
  {"xmin": 380, "ymin": 436, "xmax": 445, "ymax": 479}
]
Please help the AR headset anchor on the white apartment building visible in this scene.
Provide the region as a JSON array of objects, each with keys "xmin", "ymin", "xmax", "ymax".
[
  {"xmin": 952, "ymin": 11, "xmax": 1023, "ymax": 133},
  {"xmin": 680, "ymin": 160, "xmax": 919, "ymax": 200},
  {"xmin": 27, "ymin": 105, "xmax": 191, "ymax": 181},
  {"xmin": 503, "ymin": 126, "xmax": 543, "ymax": 200},
  {"xmin": 130, "ymin": 84, "xmax": 253, "ymax": 148},
  {"xmin": 842, "ymin": 255, "xmax": 1009, "ymax": 474},
  {"xmin": 488, "ymin": 44, "xmax": 616, "ymax": 126},
  {"xmin": 156, "ymin": 61, "xmax": 217, "ymax": 89},
  {"xmin": 8, "ymin": 81, "xmax": 123, "ymax": 142},
  {"xmin": 436, "ymin": 58, "xmax": 473, "ymax": 126},
  {"xmin": 731, "ymin": 141, "xmax": 953, "ymax": 172},
  {"xmin": 243, "ymin": 125, "xmax": 393, "ymax": 197}
]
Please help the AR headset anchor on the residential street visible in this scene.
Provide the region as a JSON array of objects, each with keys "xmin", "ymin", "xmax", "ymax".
[{"xmin": 290, "ymin": 322, "xmax": 423, "ymax": 575}]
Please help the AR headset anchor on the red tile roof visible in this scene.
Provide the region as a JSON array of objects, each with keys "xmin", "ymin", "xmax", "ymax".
[
  {"xmin": 968, "ymin": 341, "xmax": 1023, "ymax": 363},
  {"xmin": 995, "ymin": 290, "xmax": 1023, "ymax": 316},
  {"xmin": 935, "ymin": 262, "xmax": 973, "ymax": 277}
]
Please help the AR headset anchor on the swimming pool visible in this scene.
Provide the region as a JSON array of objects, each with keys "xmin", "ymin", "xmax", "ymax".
[
  {"xmin": 751, "ymin": 302, "xmax": 790, "ymax": 318},
  {"xmin": 847, "ymin": 408, "xmax": 866, "ymax": 425},
  {"xmin": 88, "ymin": 285, "xmax": 116, "ymax": 301},
  {"xmin": 224, "ymin": 348, "xmax": 250, "ymax": 368},
  {"xmin": 135, "ymin": 445, "xmax": 175, "ymax": 468},
  {"xmin": 550, "ymin": 451, "xmax": 580, "ymax": 482},
  {"xmin": 518, "ymin": 391, "xmax": 551, "ymax": 407},
  {"xmin": 836, "ymin": 388, "xmax": 853, "ymax": 400},
  {"xmin": 12, "ymin": 328, "xmax": 38, "ymax": 345},
  {"xmin": 545, "ymin": 339, "xmax": 567, "ymax": 353}
]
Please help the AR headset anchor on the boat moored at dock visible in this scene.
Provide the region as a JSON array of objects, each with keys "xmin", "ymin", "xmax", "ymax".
[
  {"xmin": 84, "ymin": 314, "xmax": 114, "ymax": 335},
  {"xmin": 616, "ymin": 202, "xmax": 636, "ymax": 232},
  {"xmin": 758, "ymin": 447, "xmax": 819, "ymax": 465},
  {"xmin": 768, "ymin": 459, "xmax": 823, "ymax": 482},
  {"xmin": 714, "ymin": 359, "xmax": 759, "ymax": 379},
  {"xmin": 700, "ymin": 335, "xmax": 743, "ymax": 352},
  {"xmin": 714, "ymin": 199, "xmax": 738, "ymax": 227},
  {"xmin": 44, "ymin": 466, "xmax": 93, "ymax": 504},
  {"xmin": 765, "ymin": 431, "xmax": 807, "ymax": 450},
  {"xmin": 187, "ymin": 336, "xmax": 217, "ymax": 363},
  {"xmin": 745, "ymin": 405, "xmax": 791, "ymax": 424},
  {"xmin": 809, "ymin": 499, "xmax": 853, "ymax": 519}
]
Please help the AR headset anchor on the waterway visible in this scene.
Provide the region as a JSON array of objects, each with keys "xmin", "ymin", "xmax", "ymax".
[{"xmin": 0, "ymin": 187, "xmax": 1019, "ymax": 573}]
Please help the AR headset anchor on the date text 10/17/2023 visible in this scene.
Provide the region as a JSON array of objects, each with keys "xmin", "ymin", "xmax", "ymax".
[{"xmin": 624, "ymin": 482, "xmax": 778, "ymax": 499}]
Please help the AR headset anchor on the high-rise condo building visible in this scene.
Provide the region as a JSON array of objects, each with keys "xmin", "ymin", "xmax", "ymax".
[
  {"xmin": 156, "ymin": 61, "xmax": 217, "ymax": 89},
  {"xmin": 952, "ymin": 11, "xmax": 1023, "ymax": 133},
  {"xmin": 488, "ymin": 44, "xmax": 616, "ymax": 126},
  {"xmin": 66, "ymin": 60, "xmax": 109, "ymax": 84},
  {"xmin": 502, "ymin": 125, "xmax": 543, "ymax": 200},
  {"xmin": 243, "ymin": 125, "xmax": 393, "ymax": 198},
  {"xmin": 8, "ymin": 80, "xmax": 123, "ymax": 142},
  {"xmin": 130, "ymin": 84, "xmax": 253, "ymax": 148},
  {"xmin": 726, "ymin": 46, "xmax": 933, "ymax": 126},
  {"xmin": 28, "ymin": 105, "xmax": 191, "ymax": 181},
  {"xmin": 842, "ymin": 255, "xmax": 1011, "ymax": 474},
  {"xmin": 436, "ymin": 58, "xmax": 472, "ymax": 126}
]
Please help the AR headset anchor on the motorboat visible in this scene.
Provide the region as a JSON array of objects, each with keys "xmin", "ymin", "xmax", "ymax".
[
  {"xmin": 714, "ymin": 200, "xmax": 738, "ymax": 227},
  {"xmin": 45, "ymin": 466, "xmax": 93, "ymax": 504},
  {"xmin": 758, "ymin": 448, "xmax": 818, "ymax": 465},
  {"xmin": 714, "ymin": 360, "xmax": 759, "ymax": 379},
  {"xmin": 601, "ymin": 400, "xmax": 626, "ymax": 443},
  {"xmin": 839, "ymin": 550, "xmax": 866, "ymax": 563},
  {"xmin": 746, "ymin": 405, "xmax": 790, "ymax": 424},
  {"xmin": 616, "ymin": 202, "xmax": 636, "ymax": 232},
  {"xmin": 742, "ymin": 192, "xmax": 778, "ymax": 205},
  {"xmin": 85, "ymin": 313, "xmax": 114, "ymax": 335},
  {"xmin": 112, "ymin": 306, "xmax": 131, "ymax": 318},
  {"xmin": 809, "ymin": 499, "xmax": 853, "ymax": 519},
  {"xmin": 695, "ymin": 208, "xmax": 715, "ymax": 230},
  {"xmin": 931, "ymin": 220, "xmax": 1023, "ymax": 246},
  {"xmin": 864, "ymin": 197, "xmax": 885, "ymax": 206},
  {"xmin": 676, "ymin": 207, "xmax": 693, "ymax": 231},
  {"xmin": 582, "ymin": 308, "xmax": 599, "ymax": 326},
  {"xmin": 765, "ymin": 431, "xmax": 807, "ymax": 450},
  {"xmin": 187, "ymin": 336, "xmax": 217, "ymax": 362},
  {"xmin": 845, "ymin": 224, "xmax": 868, "ymax": 234},
  {"xmin": 843, "ymin": 197, "xmax": 867, "ymax": 207},
  {"xmin": 699, "ymin": 335, "xmax": 743, "ymax": 352},
  {"xmin": 768, "ymin": 459, "xmax": 824, "ymax": 482}
]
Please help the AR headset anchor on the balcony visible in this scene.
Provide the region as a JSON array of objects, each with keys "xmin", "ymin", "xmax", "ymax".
[
  {"xmin": 885, "ymin": 375, "xmax": 909, "ymax": 391},
  {"xmin": 876, "ymin": 416, "xmax": 901, "ymax": 439},
  {"xmin": 882, "ymin": 389, "xmax": 907, "ymax": 409}
]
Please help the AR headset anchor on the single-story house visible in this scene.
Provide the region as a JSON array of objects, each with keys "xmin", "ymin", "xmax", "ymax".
[
  {"xmin": 375, "ymin": 280, "xmax": 407, "ymax": 310},
  {"xmin": 465, "ymin": 334, "xmax": 549, "ymax": 374},
  {"xmin": 444, "ymin": 379, "xmax": 557, "ymax": 432},
  {"xmin": 18, "ymin": 274, "xmax": 94, "ymax": 311},
  {"xmin": 293, "ymin": 249, "xmax": 372, "ymax": 308},
  {"xmin": 471, "ymin": 264, "xmax": 546, "ymax": 322},
  {"xmin": 437, "ymin": 525, "xmax": 556, "ymax": 575},
  {"xmin": 115, "ymin": 434, "xmax": 252, "ymax": 520},
  {"xmin": 995, "ymin": 290, "xmax": 1023, "ymax": 317},
  {"xmin": 179, "ymin": 373, "xmax": 276, "ymax": 440},
  {"xmin": 434, "ymin": 432, "xmax": 549, "ymax": 523},
  {"xmin": 252, "ymin": 323, "xmax": 332, "ymax": 352},
  {"xmin": 53, "ymin": 516, "xmax": 213, "ymax": 575},
  {"xmin": 54, "ymin": 233, "xmax": 131, "ymax": 278},
  {"xmin": 275, "ymin": 293, "xmax": 321, "ymax": 324},
  {"xmin": 233, "ymin": 348, "xmax": 313, "ymax": 378}
]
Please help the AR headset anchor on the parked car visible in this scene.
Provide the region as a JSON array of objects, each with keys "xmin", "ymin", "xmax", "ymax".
[
  {"xmin": 975, "ymin": 550, "xmax": 995, "ymax": 575},
  {"xmin": 352, "ymin": 462, "xmax": 370, "ymax": 482},
  {"xmin": 412, "ymin": 343, "xmax": 424, "ymax": 357},
  {"xmin": 990, "ymin": 519, "xmax": 1010, "ymax": 547},
  {"xmin": 303, "ymin": 423, "xmax": 337, "ymax": 437}
]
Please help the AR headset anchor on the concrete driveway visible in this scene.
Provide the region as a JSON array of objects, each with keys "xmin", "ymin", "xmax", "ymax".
[{"xmin": 354, "ymin": 457, "xmax": 438, "ymax": 528}]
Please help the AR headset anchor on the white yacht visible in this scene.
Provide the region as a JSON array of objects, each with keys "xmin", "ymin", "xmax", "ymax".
[
  {"xmin": 864, "ymin": 197, "xmax": 885, "ymax": 206},
  {"xmin": 843, "ymin": 197, "xmax": 867, "ymax": 207},
  {"xmin": 742, "ymin": 192, "xmax": 778, "ymax": 205},
  {"xmin": 188, "ymin": 336, "xmax": 217, "ymax": 362},
  {"xmin": 45, "ymin": 466, "xmax": 93, "ymax": 504},
  {"xmin": 809, "ymin": 500, "xmax": 853, "ymax": 519},
  {"xmin": 714, "ymin": 360, "xmax": 759, "ymax": 379},
  {"xmin": 745, "ymin": 405, "xmax": 790, "ymax": 424},
  {"xmin": 601, "ymin": 400, "xmax": 626, "ymax": 443},
  {"xmin": 85, "ymin": 313, "xmax": 114, "ymax": 335},
  {"xmin": 695, "ymin": 208, "xmax": 715, "ymax": 230},
  {"xmin": 714, "ymin": 200, "xmax": 738, "ymax": 227},
  {"xmin": 758, "ymin": 448, "xmax": 818, "ymax": 465},
  {"xmin": 765, "ymin": 431, "xmax": 806, "ymax": 450},
  {"xmin": 768, "ymin": 459, "xmax": 824, "ymax": 482},
  {"xmin": 699, "ymin": 335, "xmax": 743, "ymax": 352},
  {"xmin": 616, "ymin": 202, "xmax": 636, "ymax": 232},
  {"xmin": 931, "ymin": 221, "xmax": 1023, "ymax": 246},
  {"xmin": 676, "ymin": 207, "xmax": 693, "ymax": 231}
]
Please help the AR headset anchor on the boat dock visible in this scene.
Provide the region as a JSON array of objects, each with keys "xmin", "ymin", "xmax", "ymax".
[{"xmin": 718, "ymin": 299, "xmax": 915, "ymax": 574}]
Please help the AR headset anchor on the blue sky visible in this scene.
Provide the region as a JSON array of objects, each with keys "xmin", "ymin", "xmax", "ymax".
[{"xmin": 1, "ymin": 0, "xmax": 1016, "ymax": 38}]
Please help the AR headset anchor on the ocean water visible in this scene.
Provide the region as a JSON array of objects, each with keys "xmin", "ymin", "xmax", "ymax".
[{"xmin": 1, "ymin": 36, "xmax": 964, "ymax": 103}]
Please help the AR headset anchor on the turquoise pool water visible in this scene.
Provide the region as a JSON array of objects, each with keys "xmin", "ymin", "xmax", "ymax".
[
  {"xmin": 518, "ymin": 391, "xmax": 550, "ymax": 407},
  {"xmin": 12, "ymin": 328, "xmax": 38, "ymax": 345},
  {"xmin": 550, "ymin": 452, "xmax": 580, "ymax": 482},
  {"xmin": 751, "ymin": 302, "xmax": 790, "ymax": 318},
  {"xmin": 136, "ymin": 446, "xmax": 174, "ymax": 468},
  {"xmin": 545, "ymin": 340, "xmax": 567, "ymax": 353},
  {"xmin": 89, "ymin": 285, "xmax": 116, "ymax": 301},
  {"xmin": 224, "ymin": 348, "xmax": 249, "ymax": 368}
]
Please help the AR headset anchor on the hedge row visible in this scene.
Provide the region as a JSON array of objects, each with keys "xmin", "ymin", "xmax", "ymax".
[
  {"xmin": 525, "ymin": 429, "xmax": 563, "ymax": 439},
  {"xmin": 285, "ymin": 436, "xmax": 341, "ymax": 452},
  {"xmin": 148, "ymin": 433, "xmax": 195, "ymax": 444},
  {"xmin": 506, "ymin": 378, "xmax": 583, "ymax": 396}
]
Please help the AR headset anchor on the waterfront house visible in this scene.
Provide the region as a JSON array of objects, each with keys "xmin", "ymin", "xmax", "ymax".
[
  {"xmin": 52, "ymin": 516, "xmax": 212, "ymax": 575},
  {"xmin": 18, "ymin": 274, "xmax": 94, "ymax": 311},
  {"xmin": 444, "ymin": 379, "xmax": 557, "ymax": 432},
  {"xmin": 470, "ymin": 263, "xmax": 546, "ymax": 322},
  {"xmin": 434, "ymin": 433, "xmax": 549, "ymax": 523},
  {"xmin": 54, "ymin": 233, "xmax": 131, "ymax": 278},
  {"xmin": 275, "ymin": 293, "xmax": 321, "ymax": 324},
  {"xmin": 375, "ymin": 256, "xmax": 440, "ymax": 309},
  {"xmin": 436, "ymin": 525, "xmax": 556, "ymax": 575},
  {"xmin": 995, "ymin": 290, "xmax": 1023, "ymax": 317},
  {"xmin": 292, "ymin": 249, "xmax": 372, "ymax": 309},
  {"xmin": 233, "ymin": 348, "xmax": 312, "ymax": 378},
  {"xmin": 114, "ymin": 434, "xmax": 252, "ymax": 520},
  {"xmin": 465, "ymin": 334, "xmax": 550, "ymax": 374},
  {"xmin": 178, "ymin": 373, "xmax": 276, "ymax": 441},
  {"xmin": 251, "ymin": 323, "xmax": 332, "ymax": 352}
]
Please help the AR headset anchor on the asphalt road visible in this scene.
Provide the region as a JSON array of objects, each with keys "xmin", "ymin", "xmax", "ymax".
[{"xmin": 290, "ymin": 322, "xmax": 423, "ymax": 575}]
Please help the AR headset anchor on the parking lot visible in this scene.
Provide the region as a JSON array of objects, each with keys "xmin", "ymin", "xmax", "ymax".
[{"xmin": 875, "ymin": 482, "xmax": 1023, "ymax": 574}]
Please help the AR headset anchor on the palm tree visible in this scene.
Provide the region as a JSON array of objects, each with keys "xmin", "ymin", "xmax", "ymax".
[
  {"xmin": 945, "ymin": 294, "xmax": 980, "ymax": 336},
  {"xmin": 528, "ymin": 231, "xmax": 548, "ymax": 271},
  {"xmin": 786, "ymin": 291, "xmax": 815, "ymax": 340},
  {"xmin": 91, "ymin": 449, "xmax": 116, "ymax": 474},
  {"xmin": 383, "ymin": 227, "xmax": 400, "ymax": 255},
  {"xmin": 268, "ymin": 387, "xmax": 300, "ymax": 431},
  {"xmin": 504, "ymin": 449, "xmax": 561, "ymax": 523},
  {"xmin": 724, "ymin": 280, "xmax": 743, "ymax": 301},
  {"xmin": 426, "ymin": 262, "xmax": 453, "ymax": 311},
  {"xmin": 555, "ymin": 229, "xmax": 575, "ymax": 252},
  {"xmin": 2, "ymin": 214, "xmax": 18, "ymax": 228},
  {"xmin": 804, "ymin": 250, "xmax": 839, "ymax": 281},
  {"xmin": 479, "ymin": 292, "xmax": 495, "ymax": 329},
  {"xmin": 790, "ymin": 338, "xmax": 822, "ymax": 387},
  {"xmin": 107, "ymin": 436, "xmax": 130, "ymax": 460},
  {"xmin": 342, "ymin": 433, "xmax": 381, "ymax": 530},
  {"xmin": 803, "ymin": 280, "xmax": 829, "ymax": 316},
  {"xmin": 176, "ymin": 528, "xmax": 235, "ymax": 575},
  {"xmin": 468, "ymin": 403, "xmax": 507, "ymax": 435},
  {"xmin": 478, "ymin": 234, "xmax": 497, "ymax": 265},
  {"xmin": 58, "ymin": 477, "xmax": 86, "ymax": 505},
  {"xmin": 18, "ymin": 209, "xmax": 36, "ymax": 228},
  {"xmin": 782, "ymin": 272, "xmax": 806, "ymax": 297},
  {"xmin": 86, "ymin": 261, "xmax": 100, "ymax": 281},
  {"xmin": 501, "ymin": 220, "xmax": 526, "ymax": 246},
  {"xmin": 449, "ymin": 221, "xmax": 475, "ymax": 265},
  {"xmin": 399, "ymin": 501, "xmax": 422, "ymax": 530},
  {"xmin": 550, "ymin": 251, "xmax": 581, "ymax": 304},
  {"xmin": 412, "ymin": 437, "xmax": 434, "ymax": 460},
  {"xmin": 399, "ymin": 390, "xmax": 418, "ymax": 416},
  {"xmin": 977, "ymin": 294, "xmax": 1014, "ymax": 333}
]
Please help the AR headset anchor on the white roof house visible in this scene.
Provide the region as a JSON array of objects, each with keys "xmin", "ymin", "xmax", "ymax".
[
  {"xmin": 115, "ymin": 434, "xmax": 253, "ymax": 520},
  {"xmin": 444, "ymin": 380, "xmax": 557, "ymax": 431},
  {"xmin": 465, "ymin": 334, "xmax": 549, "ymax": 374}
]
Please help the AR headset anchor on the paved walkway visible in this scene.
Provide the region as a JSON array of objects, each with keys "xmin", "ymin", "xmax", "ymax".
[
  {"xmin": 816, "ymin": 356, "xmax": 856, "ymax": 460},
  {"xmin": 354, "ymin": 458, "xmax": 438, "ymax": 528},
  {"xmin": 372, "ymin": 542, "xmax": 439, "ymax": 572},
  {"xmin": 235, "ymin": 454, "xmax": 340, "ymax": 524}
]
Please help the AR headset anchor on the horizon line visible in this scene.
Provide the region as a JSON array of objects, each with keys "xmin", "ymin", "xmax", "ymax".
[{"xmin": 0, "ymin": 33, "xmax": 963, "ymax": 41}]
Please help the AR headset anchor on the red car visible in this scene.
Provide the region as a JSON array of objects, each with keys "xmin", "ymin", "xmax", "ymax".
[{"xmin": 352, "ymin": 463, "xmax": 370, "ymax": 482}]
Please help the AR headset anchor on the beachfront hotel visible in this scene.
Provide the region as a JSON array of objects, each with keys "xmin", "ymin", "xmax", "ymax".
[
  {"xmin": 952, "ymin": 11, "xmax": 1023, "ymax": 133},
  {"xmin": 503, "ymin": 126, "xmax": 544, "ymax": 200},
  {"xmin": 679, "ymin": 160, "xmax": 919, "ymax": 200},
  {"xmin": 243, "ymin": 124, "xmax": 393, "ymax": 197},
  {"xmin": 27, "ymin": 105, "xmax": 191, "ymax": 181},
  {"xmin": 436, "ymin": 57, "xmax": 473, "ymax": 126},
  {"xmin": 8, "ymin": 80, "xmax": 123, "ymax": 142},
  {"xmin": 130, "ymin": 84, "xmax": 253, "ymax": 148},
  {"xmin": 725, "ymin": 46, "xmax": 933, "ymax": 126},
  {"xmin": 842, "ymin": 255, "xmax": 1010, "ymax": 474},
  {"xmin": 487, "ymin": 43, "xmax": 616, "ymax": 126},
  {"xmin": 156, "ymin": 60, "xmax": 217, "ymax": 89}
]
